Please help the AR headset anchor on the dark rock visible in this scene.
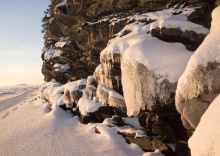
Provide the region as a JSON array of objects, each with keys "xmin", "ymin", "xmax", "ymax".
[
  {"xmin": 188, "ymin": 3, "xmax": 213, "ymax": 28},
  {"xmin": 175, "ymin": 141, "xmax": 191, "ymax": 156},
  {"xmin": 112, "ymin": 115, "xmax": 125, "ymax": 126},
  {"xmin": 117, "ymin": 0, "xmax": 138, "ymax": 10},
  {"xmin": 119, "ymin": 132, "xmax": 175, "ymax": 155},
  {"xmin": 94, "ymin": 127, "xmax": 101, "ymax": 134},
  {"xmin": 114, "ymin": 107, "xmax": 127, "ymax": 117},
  {"xmin": 151, "ymin": 139, "xmax": 175, "ymax": 156},
  {"xmin": 151, "ymin": 27, "xmax": 208, "ymax": 51},
  {"xmin": 118, "ymin": 132, "xmax": 152, "ymax": 152},
  {"xmin": 119, "ymin": 29, "xmax": 132, "ymax": 37},
  {"xmin": 81, "ymin": 106, "xmax": 115, "ymax": 124},
  {"xmin": 138, "ymin": 112, "xmax": 147, "ymax": 127},
  {"xmin": 138, "ymin": 105, "xmax": 189, "ymax": 145}
]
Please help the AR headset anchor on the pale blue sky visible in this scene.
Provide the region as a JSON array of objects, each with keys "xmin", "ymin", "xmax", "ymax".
[{"xmin": 0, "ymin": 0, "xmax": 50, "ymax": 86}]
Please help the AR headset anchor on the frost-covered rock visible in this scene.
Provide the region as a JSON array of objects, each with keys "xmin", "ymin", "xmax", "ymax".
[
  {"xmin": 86, "ymin": 75, "xmax": 97, "ymax": 99},
  {"xmin": 189, "ymin": 94, "xmax": 220, "ymax": 156},
  {"xmin": 63, "ymin": 79, "xmax": 86, "ymax": 108},
  {"xmin": 175, "ymin": 6, "xmax": 220, "ymax": 131}
]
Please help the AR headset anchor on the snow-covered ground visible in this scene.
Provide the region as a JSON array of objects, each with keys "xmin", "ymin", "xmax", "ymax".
[
  {"xmin": 0, "ymin": 85, "xmax": 39, "ymax": 112},
  {"xmin": 0, "ymin": 85, "xmax": 158, "ymax": 156}
]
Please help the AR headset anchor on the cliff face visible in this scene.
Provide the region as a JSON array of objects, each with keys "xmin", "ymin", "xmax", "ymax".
[
  {"xmin": 42, "ymin": 0, "xmax": 215, "ymax": 84},
  {"xmin": 41, "ymin": 0, "xmax": 220, "ymax": 155}
]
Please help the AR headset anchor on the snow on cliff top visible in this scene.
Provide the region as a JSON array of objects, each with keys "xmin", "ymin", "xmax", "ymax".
[
  {"xmin": 189, "ymin": 94, "xmax": 220, "ymax": 156},
  {"xmin": 84, "ymin": 4, "xmax": 198, "ymax": 28},
  {"xmin": 99, "ymin": 4, "xmax": 210, "ymax": 83},
  {"xmin": 122, "ymin": 35, "xmax": 192, "ymax": 83},
  {"xmin": 176, "ymin": 6, "xmax": 220, "ymax": 93},
  {"xmin": 101, "ymin": 21, "xmax": 193, "ymax": 83}
]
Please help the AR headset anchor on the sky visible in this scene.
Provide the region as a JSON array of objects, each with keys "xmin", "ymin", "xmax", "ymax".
[{"xmin": 0, "ymin": 0, "xmax": 50, "ymax": 86}]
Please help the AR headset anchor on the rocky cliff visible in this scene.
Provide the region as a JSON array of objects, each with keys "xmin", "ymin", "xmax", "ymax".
[{"xmin": 41, "ymin": 0, "xmax": 220, "ymax": 155}]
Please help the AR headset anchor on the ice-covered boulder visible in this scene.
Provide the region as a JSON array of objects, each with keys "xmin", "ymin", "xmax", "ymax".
[
  {"xmin": 121, "ymin": 35, "xmax": 192, "ymax": 116},
  {"xmin": 189, "ymin": 94, "xmax": 220, "ymax": 156},
  {"xmin": 175, "ymin": 6, "xmax": 220, "ymax": 131}
]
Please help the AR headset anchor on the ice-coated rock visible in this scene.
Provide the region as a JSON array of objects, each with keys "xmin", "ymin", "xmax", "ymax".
[
  {"xmin": 63, "ymin": 79, "xmax": 86, "ymax": 108},
  {"xmin": 86, "ymin": 75, "xmax": 97, "ymax": 99},
  {"xmin": 175, "ymin": 6, "xmax": 220, "ymax": 131},
  {"xmin": 96, "ymin": 84, "xmax": 126, "ymax": 111},
  {"xmin": 121, "ymin": 35, "xmax": 192, "ymax": 116},
  {"xmin": 94, "ymin": 52, "xmax": 123, "ymax": 95}
]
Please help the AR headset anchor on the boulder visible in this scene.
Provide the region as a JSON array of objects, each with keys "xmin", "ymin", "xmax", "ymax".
[
  {"xmin": 119, "ymin": 132, "xmax": 175, "ymax": 155},
  {"xmin": 138, "ymin": 105, "xmax": 188, "ymax": 142},
  {"xmin": 81, "ymin": 106, "xmax": 115, "ymax": 124},
  {"xmin": 121, "ymin": 36, "xmax": 192, "ymax": 116},
  {"xmin": 175, "ymin": 6, "xmax": 220, "ymax": 131}
]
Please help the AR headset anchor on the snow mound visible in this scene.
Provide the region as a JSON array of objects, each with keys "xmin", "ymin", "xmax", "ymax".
[
  {"xmin": 143, "ymin": 149, "xmax": 164, "ymax": 156},
  {"xmin": 189, "ymin": 94, "xmax": 220, "ymax": 156},
  {"xmin": 40, "ymin": 80, "xmax": 64, "ymax": 114},
  {"xmin": 64, "ymin": 79, "xmax": 86, "ymax": 93},
  {"xmin": 78, "ymin": 95, "xmax": 102, "ymax": 116},
  {"xmin": 150, "ymin": 19, "xmax": 209, "ymax": 34}
]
